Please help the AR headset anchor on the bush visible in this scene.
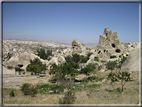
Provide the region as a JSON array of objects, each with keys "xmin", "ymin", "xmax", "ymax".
[
  {"xmin": 21, "ymin": 83, "xmax": 37, "ymax": 97},
  {"xmin": 80, "ymin": 56, "xmax": 88, "ymax": 63},
  {"xmin": 7, "ymin": 66, "xmax": 13, "ymax": 70},
  {"xmin": 65, "ymin": 55, "xmax": 73, "ymax": 63},
  {"xmin": 80, "ymin": 63, "xmax": 96, "ymax": 75},
  {"xmin": 106, "ymin": 61, "xmax": 117, "ymax": 72},
  {"xmin": 86, "ymin": 84, "xmax": 101, "ymax": 88},
  {"xmin": 72, "ymin": 54, "xmax": 80, "ymax": 63},
  {"xmin": 94, "ymin": 57, "xmax": 99, "ymax": 62},
  {"xmin": 59, "ymin": 90, "xmax": 76, "ymax": 104},
  {"xmin": 36, "ymin": 83, "xmax": 64, "ymax": 94},
  {"xmin": 15, "ymin": 67, "xmax": 24, "ymax": 71},
  {"xmin": 88, "ymin": 76, "xmax": 104, "ymax": 82},
  {"xmin": 10, "ymin": 90, "xmax": 15, "ymax": 97},
  {"xmin": 58, "ymin": 82, "xmax": 76, "ymax": 104}
]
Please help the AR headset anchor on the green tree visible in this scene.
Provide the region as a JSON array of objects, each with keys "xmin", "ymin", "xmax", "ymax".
[
  {"xmin": 72, "ymin": 54, "xmax": 80, "ymax": 63},
  {"xmin": 80, "ymin": 56, "xmax": 88, "ymax": 63},
  {"xmin": 80, "ymin": 63, "xmax": 95, "ymax": 75},
  {"xmin": 26, "ymin": 58, "xmax": 46, "ymax": 75},
  {"xmin": 65, "ymin": 55, "xmax": 73, "ymax": 63},
  {"xmin": 49, "ymin": 61, "xmax": 79, "ymax": 81},
  {"xmin": 106, "ymin": 61, "xmax": 117, "ymax": 72}
]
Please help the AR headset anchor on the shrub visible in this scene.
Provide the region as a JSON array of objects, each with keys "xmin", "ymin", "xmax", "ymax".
[
  {"xmin": 88, "ymin": 76, "xmax": 104, "ymax": 82},
  {"xmin": 86, "ymin": 84, "xmax": 101, "ymax": 88},
  {"xmin": 80, "ymin": 63, "xmax": 96, "ymax": 75},
  {"xmin": 15, "ymin": 67, "xmax": 24, "ymax": 71},
  {"xmin": 94, "ymin": 57, "xmax": 99, "ymax": 62},
  {"xmin": 36, "ymin": 83, "xmax": 64, "ymax": 94},
  {"xmin": 87, "ymin": 52, "xmax": 93, "ymax": 59},
  {"xmin": 10, "ymin": 90, "xmax": 15, "ymax": 97},
  {"xmin": 106, "ymin": 61, "xmax": 117, "ymax": 72},
  {"xmin": 72, "ymin": 54, "xmax": 80, "ymax": 63},
  {"xmin": 21, "ymin": 83, "xmax": 37, "ymax": 97},
  {"xmin": 58, "ymin": 81, "xmax": 76, "ymax": 104},
  {"xmin": 7, "ymin": 66, "xmax": 13, "ymax": 69},
  {"xmin": 65, "ymin": 55, "xmax": 73, "ymax": 63},
  {"xmin": 80, "ymin": 56, "xmax": 88, "ymax": 63},
  {"xmin": 59, "ymin": 90, "xmax": 76, "ymax": 104}
]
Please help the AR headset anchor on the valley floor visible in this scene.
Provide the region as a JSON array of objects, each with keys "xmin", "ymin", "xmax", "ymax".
[{"xmin": 2, "ymin": 70, "xmax": 140, "ymax": 105}]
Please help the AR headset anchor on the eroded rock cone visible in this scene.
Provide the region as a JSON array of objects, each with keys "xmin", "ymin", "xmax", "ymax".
[
  {"xmin": 72, "ymin": 40, "xmax": 89, "ymax": 56},
  {"xmin": 93, "ymin": 27, "xmax": 127, "ymax": 61}
]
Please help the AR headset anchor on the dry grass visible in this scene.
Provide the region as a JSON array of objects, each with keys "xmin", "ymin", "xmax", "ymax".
[{"xmin": 3, "ymin": 70, "xmax": 139, "ymax": 104}]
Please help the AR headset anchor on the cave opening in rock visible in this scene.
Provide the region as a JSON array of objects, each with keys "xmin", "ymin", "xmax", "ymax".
[
  {"xmin": 98, "ymin": 51, "xmax": 101, "ymax": 54},
  {"xmin": 18, "ymin": 64, "xmax": 23, "ymax": 67},
  {"xmin": 112, "ymin": 44, "xmax": 115, "ymax": 48},
  {"xmin": 115, "ymin": 49, "xmax": 121, "ymax": 53},
  {"xmin": 104, "ymin": 50, "xmax": 106, "ymax": 53},
  {"xmin": 110, "ymin": 56, "xmax": 117, "ymax": 59}
]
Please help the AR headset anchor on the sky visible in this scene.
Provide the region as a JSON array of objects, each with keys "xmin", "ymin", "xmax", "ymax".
[{"xmin": 3, "ymin": 2, "xmax": 139, "ymax": 44}]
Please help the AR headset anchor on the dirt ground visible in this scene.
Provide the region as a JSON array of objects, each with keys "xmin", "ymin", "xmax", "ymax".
[{"xmin": 2, "ymin": 70, "xmax": 140, "ymax": 105}]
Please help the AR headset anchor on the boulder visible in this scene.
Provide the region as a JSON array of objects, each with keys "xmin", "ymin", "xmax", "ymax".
[
  {"xmin": 57, "ymin": 56, "xmax": 66, "ymax": 64},
  {"xmin": 5, "ymin": 51, "xmax": 48, "ymax": 70},
  {"xmin": 3, "ymin": 66, "xmax": 15, "ymax": 75},
  {"xmin": 72, "ymin": 40, "xmax": 89, "ymax": 56},
  {"xmin": 121, "ymin": 42, "xmax": 140, "ymax": 72}
]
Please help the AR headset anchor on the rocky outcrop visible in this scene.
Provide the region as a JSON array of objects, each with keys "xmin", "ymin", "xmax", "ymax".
[
  {"xmin": 72, "ymin": 40, "xmax": 89, "ymax": 56},
  {"xmin": 124, "ymin": 42, "xmax": 139, "ymax": 53},
  {"xmin": 3, "ymin": 66, "xmax": 15, "ymax": 75},
  {"xmin": 92, "ymin": 27, "xmax": 127, "ymax": 62},
  {"xmin": 121, "ymin": 42, "xmax": 140, "ymax": 72},
  {"xmin": 5, "ymin": 51, "xmax": 48, "ymax": 70}
]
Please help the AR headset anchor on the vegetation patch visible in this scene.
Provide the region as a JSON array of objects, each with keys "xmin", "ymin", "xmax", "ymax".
[{"xmin": 7, "ymin": 66, "xmax": 13, "ymax": 70}]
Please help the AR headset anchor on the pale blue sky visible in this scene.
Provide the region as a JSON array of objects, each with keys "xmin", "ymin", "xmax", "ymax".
[{"xmin": 3, "ymin": 2, "xmax": 139, "ymax": 44}]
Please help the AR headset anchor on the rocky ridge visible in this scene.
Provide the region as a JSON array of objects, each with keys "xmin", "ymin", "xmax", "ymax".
[{"xmin": 2, "ymin": 27, "xmax": 140, "ymax": 74}]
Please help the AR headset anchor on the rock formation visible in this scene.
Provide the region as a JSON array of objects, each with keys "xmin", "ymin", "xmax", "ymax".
[
  {"xmin": 72, "ymin": 40, "xmax": 89, "ymax": 56},
  {"xmin": 5, "ymin": 51, "xmax": 48, "ymax": 70},
  {"xmin": 121, "ymin": 42, "xmax": 140, "ymax": 72},
  {"xmin": 91, "ymin": 27, "xmax": 127, "ymax": 62}
]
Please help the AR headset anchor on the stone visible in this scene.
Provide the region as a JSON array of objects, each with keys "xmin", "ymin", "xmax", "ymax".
[
  {"xmin": 72, "ymin": 40, "xmax": 89, "ymax": 56},
  {"xmin": 49, "ymin": 90, "xmax": 54, "ymax": 94},
  {"xmin": 3, "ymin": 66, "xmax": 15, "ymax": 75},
  {"xmin": 57, "ymin": 56, "xmax": 66, "ymax": 64},
  {"xmin": 121, "ymin": 42, "xmax": 140, "ymax": 72},
  {"xmin": 92, "ymin": 27, "xmax": 127, "ymax": 61},
  {"xmin": 5, "ymin": 51, "xmax": 48, "ymax": 70}
]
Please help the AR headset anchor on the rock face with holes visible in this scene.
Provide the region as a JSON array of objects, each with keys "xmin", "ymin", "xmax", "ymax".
[
  {"xmin": 91, "ymin": 27, "xmax": 127, "ymax": 62},
  {"xmin": 72, "ymin": 40, "xmax": 89, "ymax": 56}
]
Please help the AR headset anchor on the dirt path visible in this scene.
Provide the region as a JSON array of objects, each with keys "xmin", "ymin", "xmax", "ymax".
[{"xmin": 3, "ymin": 75, "xmax": 51, "ymax": 89}]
